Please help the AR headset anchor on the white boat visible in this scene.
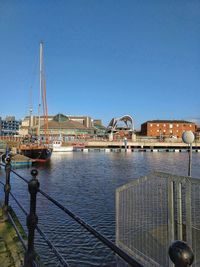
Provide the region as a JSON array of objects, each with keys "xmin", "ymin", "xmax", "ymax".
[{"xmin": 52, "ymin": 141, "xmax": 73, "ymax": 152}]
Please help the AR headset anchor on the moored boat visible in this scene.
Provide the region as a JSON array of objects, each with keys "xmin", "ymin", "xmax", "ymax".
[
  {"xmin": 20, "ymin": 144, "xmax": 52, "ymax": 162},
  {"xmin": 19, "ymin": 42, "xmax": 52, "ymax": 162},
  {"xmin": 52, "ymin": 141, "xmax": 73, "ymax": 152}
]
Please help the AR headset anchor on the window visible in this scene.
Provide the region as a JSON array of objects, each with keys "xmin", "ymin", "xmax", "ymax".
[
  {"xmin": 163, "ymin": 129, "xmax": 166, "ymax": 132},
  {"xmin": 190, "ymin": 124, "xmax": 192, "ymax": 127},
  {"xmin": 170, "ymin": 130, "xmax": 173, "ymax": 133},
  {"xmin": 157, "ymin": 124, "xmax": 159, "ymax": 127},
  {"xmin": 177, "ymin": 124, "xmax": 179, "ymax": 127},
  {"xmin": 163, "ymin": 124, "xmax": 166, "ymax": 127},
  {"xmin": 150, "ymin": 124, "xmax": 152, "ymax": 127},
  {"xmin": 157, "ymin": 129, "xmax": 159, "ymax": 132},
  {"xmin": 169, "ymin": 124, "xmax": 173, "ymax": 128}
]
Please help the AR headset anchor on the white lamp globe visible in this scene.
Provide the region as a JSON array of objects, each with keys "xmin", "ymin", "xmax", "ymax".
[{"xmin": 182, "ymin": 131, "xmax": 195, "ymax": 145}]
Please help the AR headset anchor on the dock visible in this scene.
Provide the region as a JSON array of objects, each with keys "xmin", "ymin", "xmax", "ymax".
[{"xmin": 74, "ymin": 140, "xmax": 200, "ymax": 152}]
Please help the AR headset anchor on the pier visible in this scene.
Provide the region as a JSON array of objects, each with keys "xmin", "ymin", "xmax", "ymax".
[{"xmin": 76, "ymin": 140, "xmax": 200, "ymax": 153}]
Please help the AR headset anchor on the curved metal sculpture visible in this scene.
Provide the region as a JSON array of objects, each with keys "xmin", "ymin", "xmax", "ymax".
[{"xmin": 106, "ymin": 115, "xmax": 134, "ymax": 133}]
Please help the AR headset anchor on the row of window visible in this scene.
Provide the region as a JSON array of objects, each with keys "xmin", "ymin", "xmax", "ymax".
[
  {"xmin": 150, "ymin": 123, "xmax": 192, "ymax": 128},
  {"xmin": 2, "ymin": 124, "xmax": 19, "ymax": 126},
  {"xmin": 150, "ymin": 129, "xmax": 180, "ymax": 133}
]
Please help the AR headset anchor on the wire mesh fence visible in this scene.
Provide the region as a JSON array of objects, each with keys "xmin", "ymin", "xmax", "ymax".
[{"xmin": 116, "ymin": 172, "xmax": 200, "ymax": 267}]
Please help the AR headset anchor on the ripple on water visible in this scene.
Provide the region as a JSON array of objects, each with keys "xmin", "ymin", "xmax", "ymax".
[{"xmin": 1, "ymin": 152, "xmax": 200, "ymax": 266}]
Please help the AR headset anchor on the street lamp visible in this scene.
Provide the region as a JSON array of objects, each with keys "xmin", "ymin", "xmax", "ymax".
[
  {"xmin": 182, "ymin": 131, "xmax": 195, "ymax": 177},
  {"xmin": 124, "ymin": 137, "xmax": 127, "ymax": 152}
]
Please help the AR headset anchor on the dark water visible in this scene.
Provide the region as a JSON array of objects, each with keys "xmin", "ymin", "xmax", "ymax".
[{"xmin": 0, "ymin": 152, "xmax": 200, "ymax": 266}]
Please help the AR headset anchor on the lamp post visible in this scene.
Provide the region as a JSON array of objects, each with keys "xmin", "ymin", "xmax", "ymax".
[
  {"xmin": 124, "ymin": 137, "xmax": 127, "ymax": 152},
  {"xmin": 182, "ymin": 131, "xmax": 194, "ymax": 177}
]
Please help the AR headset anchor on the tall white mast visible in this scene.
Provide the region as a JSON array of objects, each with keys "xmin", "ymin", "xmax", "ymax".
[
  {"xmin": 29, "ymin": 87, "xmax": 33, "ymax": 131},
  {"xmin": 38, "ymin": 42, "xmax": 43, "ymax": 140}
]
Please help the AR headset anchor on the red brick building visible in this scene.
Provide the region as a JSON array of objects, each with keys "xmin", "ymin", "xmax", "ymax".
[{"xmin": 141, "ymin": 120, "xmax": 197, "ymax": 138}]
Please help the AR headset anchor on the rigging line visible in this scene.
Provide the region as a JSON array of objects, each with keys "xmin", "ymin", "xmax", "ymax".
[{"xmin": 44, "ymin": 78, "xmax": 49, "ymax": 143}]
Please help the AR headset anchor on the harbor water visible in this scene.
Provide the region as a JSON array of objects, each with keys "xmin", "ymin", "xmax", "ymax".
[{"xmin": 0, "ymin": 151, "xmax": 200, "ymax": 266}]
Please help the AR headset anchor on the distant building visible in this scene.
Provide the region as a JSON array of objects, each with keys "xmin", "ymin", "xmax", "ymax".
[
  {"xmin": 141, "ymin": 120, "xmax": 197, "ymax": 138},
  {"xmin": 1, "ymin": 116, "xmax": 21, "ymax": 136},
  {"xmin": 19, "ymin": 113, "xmax": 105, "ymax": 140},
  {"xmin": 40, "ymin": 113, "xmax": 95, "ymax": 141},
  {"xmin": 196, "ymin": 127, "xmax": 200, "ymax": 141},
  {"xmin": 93, "ymin": 119, "xmax": 106, "ymax": 137},
  {"xmin": 105, "ymin": 115, "xmax": 135, "ymax": 140},
  {"xmin": 0, "ymin": 117, "xmax": 2, "ymax": 135}
]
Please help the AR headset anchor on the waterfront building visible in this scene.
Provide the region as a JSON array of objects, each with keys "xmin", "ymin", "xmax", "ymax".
[
  {"xmin": 0, "ymin": 117, "xmax": 2, "ymax": 135},
  {"xmin": 92, "ymin": 119, "xmax": 106, "ymax": 137},
  {"xmin": 196, "ymin": 128, "xmax": 200, "ymax": 141},
  {"xmin": 19, "ymin": 115, "xmax": 53, "ymax": 136},
  {"xmin": 141, "ymin": 120, "xmax": 197, "ymax": 138},
  {"xmin": 41, "ymin": 113, "xmax": 95, "ymax": 141},
  {"xmin": 0, "ymin": 116, "xmax": 21, "ymax": 136},
  {"xmin": 19, "ymin": 113, "xmax": 105, "ymax": 140}
]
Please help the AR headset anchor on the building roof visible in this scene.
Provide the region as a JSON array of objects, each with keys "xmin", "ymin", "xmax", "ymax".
[
  {"xmin": 41, "ymin": 119, "xmax": 91, "ymax": 130},
  {"xmin": 143, "ymin": 120, "xmax": 196, "ymax": 124}
]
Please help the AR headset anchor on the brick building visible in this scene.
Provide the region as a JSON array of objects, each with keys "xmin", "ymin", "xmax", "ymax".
[{"xmin": 141, "ymin": 120, "xmax": 197, "ymax": 138}]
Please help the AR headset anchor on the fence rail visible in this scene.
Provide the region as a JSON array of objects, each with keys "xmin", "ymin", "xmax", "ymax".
[
  {"xmin": 0, "ymin": 159, "xmax": 144, "ymax": 267},
  {"xmin": 116, "ymin": 171, "xmax": 199, "ymax": 267}
]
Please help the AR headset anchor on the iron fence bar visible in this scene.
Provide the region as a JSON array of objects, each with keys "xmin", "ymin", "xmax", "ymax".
[
  {"xmin": 35, "ymin": 224, "xmax": 70, "ymax": 267},
  {"xmin": 154, "ymin": 171, "xmax": 200, "ymax": 184},
  {"xmin": 186, "ymin": 181, "xmax": 192, "ymax": 246},
  {"xmin": 10, "ymin": 191, "xmax": 28, "ymax": 216},
  {"xmin": 168, "ymin": 180, "xmax": 175, "ymax": 267},
  {"xmin": 1, "ymin": 165, "xmax": 143, "ymax": 265},
  {"xmin": 177, "ymin": 182, "xmax": 183, "ymax": 240},
  {"xmin": 32, "ymin": 260, "xmax": 38, "ymax": 267},
  {"xmin": 0, "ymin": 162, "xmax": 28, "ymax": 184},
  {"xmin": 10, "ymin": 168, "xmax": 29, "ymax": 184},
  {"xmin": 10, "ymin": 192, "xmax": 70, "ymax": 267},
  {"xmin": 24, "ymin": 170, "xmax": 40, "ymax": 267},
  {"xmin": 7, "ymin": 211, "xmax": 27, "ymax": 250},
  {"xmin": 38, "ymin": 188, "xmax": 143, "ymax": 267},
  {"xmin": 3, "ymin": 158, "xmax": 11, "ymax": 218}
]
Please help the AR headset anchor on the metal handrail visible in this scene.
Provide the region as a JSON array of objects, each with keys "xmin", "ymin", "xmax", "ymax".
[
  {"xmin": 0, "ymin": 162, "xmax": 194, "ymax": 267},
  {"xmin": 9, "ymin": 188, "xmax": 70, "ymax": 267},
  {"xmin": 0, "ymin": 162, "xmax": 143, "ymax": 267}
]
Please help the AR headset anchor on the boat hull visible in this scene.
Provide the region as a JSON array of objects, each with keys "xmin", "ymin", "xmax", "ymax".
[
  {"xmin": 20, "ymin": 147, "xmax": 52, "ymax": 162},
  {"xmin": 53, "ymin": 146, "xmax": 73, "ymax": 152}
]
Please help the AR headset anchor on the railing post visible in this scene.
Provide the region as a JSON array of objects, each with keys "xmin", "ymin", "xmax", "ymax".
[
  {"xmin": 169, "ymin": 240, "xmax": 194, "ymax": 267},
  {"xmin": 3, "ymin": 157, "xmax": 11, "ymax": 220},
  {"xmin": 24, "ymin": 169, "xmax": 39, "ymax": 267}
]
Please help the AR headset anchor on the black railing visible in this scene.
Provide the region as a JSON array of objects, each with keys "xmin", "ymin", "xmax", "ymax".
[{"xmin": 0, "ymin": 158, "xmax": 195, "ymax": 267}]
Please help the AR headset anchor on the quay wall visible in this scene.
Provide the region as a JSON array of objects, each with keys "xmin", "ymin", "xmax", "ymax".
[{"xmin": 85, "ymin": 141, "xmax": 200, "ymax": 149}]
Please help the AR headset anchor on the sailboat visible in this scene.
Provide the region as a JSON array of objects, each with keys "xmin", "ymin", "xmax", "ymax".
[{"xmin": 19, "ymin": 42, "xmax": 52, "ymax": 162}]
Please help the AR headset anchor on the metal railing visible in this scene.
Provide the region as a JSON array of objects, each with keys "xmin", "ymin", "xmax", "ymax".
[
  {"xmin": 0, "ymin": 158, "xmax": 143, "ymax": 267},
  {"xmin": 116, "ymin": 171, "xmax": 199, "ymax": 267},
  {"xmin": 0, "ymin": 159, "xmax": 195, "ymax": 267}
]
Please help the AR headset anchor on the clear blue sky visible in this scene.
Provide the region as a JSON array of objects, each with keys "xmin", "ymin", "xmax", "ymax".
[{"xmin": 0, "ymin": 0, "xmax": 199, "ymax": 128}]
